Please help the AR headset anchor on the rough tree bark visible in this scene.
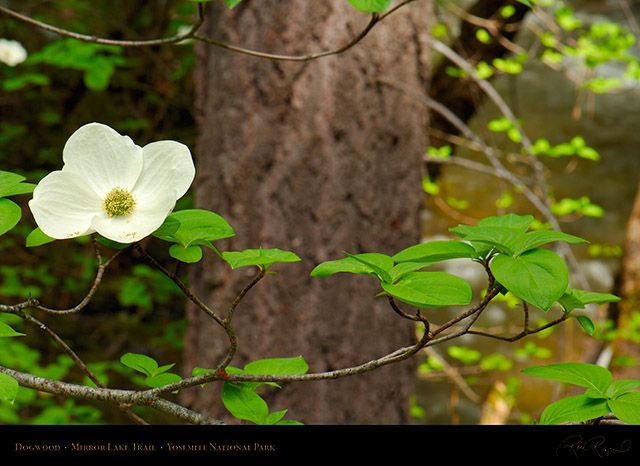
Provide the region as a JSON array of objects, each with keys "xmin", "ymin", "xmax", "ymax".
[
  {"xmin": 181, "ymin": 0, "xmax": 432, "ymax": 424},
  {"xmin": 609, "ymin": 181, "xmax": 640, "ymax": 381}
]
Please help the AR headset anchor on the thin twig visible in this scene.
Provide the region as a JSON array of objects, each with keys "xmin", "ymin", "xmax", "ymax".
[
  {"xmin": 0, "ymin": 1, "xmax": 418, "ymax": 61},
  {"xmin": 4, "ymin": 301, "xmax": 148, "ymax": 424},
  {"xmin": 0, "ymin": 4, "xmax": 206, "ymax": 47},
  {"xmin": 468, "ymin": 313, "xmax": 568, "ymax": 341},
  {"xmin": 226, "ymin": 267, "xmax": 266, "ymax": 323},
  {"xmin": 32, "ymin": 237, "xmax": 127, "ymax": 315},
  {"xmin": 425, "ymin": 36, "xmax": 550, "ymax": 198},
  {"xmin": 134, "ymin": 243, "xmax": 223, "ymax": 325}
]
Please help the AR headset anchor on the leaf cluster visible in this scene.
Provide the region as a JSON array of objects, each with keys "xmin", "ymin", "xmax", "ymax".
[{"xmin": 523, "ymin": 363, "xmax": 640, "ymax": 425}]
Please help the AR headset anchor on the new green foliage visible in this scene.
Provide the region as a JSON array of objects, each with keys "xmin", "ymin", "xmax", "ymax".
[
  {"xmin": 311, "ymin": 248, "xmax": 472, "ymax": 309},
  {"xmin": 448, "ymin": 213, "xmax": 595, "ymax": 312},
  {"xmin": 153, "ymin": 209, "xmax": 234, "ymax": 262},
  {"xmin": 310, "ymin": 213, "xmax": 602, "ymax": 316},
  {"xmin": 348, "ymin": 0, "xmax": 392, "ymax": 12},
  {"xmin": 222, "ymin": 248, "xmax": 301, "ymax": 271},
  {"xmin": 120, "ymin": 353, "xmax": 182, "ymax": 389},
  {"xmin": 523, "ymin": 363, "xmax": 640, "ymax": 425},
  {"xmin": 196, "ymin": 357, "xmax": 308, "ymax": 425},
  {"xmin": 0, "ymin": 171, "xmax": 35, "ymax": 238}
]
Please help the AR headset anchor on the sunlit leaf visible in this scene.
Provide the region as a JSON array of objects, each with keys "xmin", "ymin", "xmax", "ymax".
[
  {"xmin": 0, "ymin": 373, "xmax": 19, "ymax": 404},
  {"xmin": 0, "ymin": 321, "xmax": 25, "ymax": 338},
  {"xmin": 609, "ymin": 392, "xmax": 640, "ymax": 425},
  {"xmin": 0, "ymin": 199, "xmax": 21, "ymax": 237},
  {"xmin": 222, "ymin": 248, "xmax": 301, "ymax": 270},
  {"xmin": 348, "ymin": 0, "xmax": 392, "ymax": 12},
  {"xmin": 381, "ymin": 271, "xmax": 472, "ymax": 308},
  {"xmin": 222, "ymin": 382, "xmax": 269, "ymax": 425},
  {"xmin": 491, "ymin": 249, "xmax": 568, "ymax": 311},
  {"xmin": 539, "ymin": 394, "xmax": 610, "ymax": 425},
  {"xmin": 523, "ymin": 363, "xmax": 613, "ymax": 393},
  {"xmin": 393, "ymin": 240, "xmax": 475, "ymax": 263}
]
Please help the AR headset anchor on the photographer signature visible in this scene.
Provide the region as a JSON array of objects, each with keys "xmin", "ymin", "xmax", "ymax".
[{"xmin": 557, "ymin": 435, "xmax": 631, "ymax": 459}]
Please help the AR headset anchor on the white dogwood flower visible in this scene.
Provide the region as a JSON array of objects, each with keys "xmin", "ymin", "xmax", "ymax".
[
  {"xmin": 29, "ymin": 122, "xmax": 195, "ymax": 243},
  {"xmin": 0, "ymin": 39, "xmax": 27, "ymax": 66}
]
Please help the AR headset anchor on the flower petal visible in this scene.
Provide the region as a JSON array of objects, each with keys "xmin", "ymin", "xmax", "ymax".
[
  {"xmin": 138, "ymin": 140, "xmax": 195, "ymax": 199},
  {"xmin": 62, "ymin": 123, "xmax": 144, "ymax": 196},
  {"xmin": 29, "ymin": 170, "xmax": 102, "ymax": 239},
  {"xmin": 91, "ymin": 188, "xmax": 177, "ymax": 243}
]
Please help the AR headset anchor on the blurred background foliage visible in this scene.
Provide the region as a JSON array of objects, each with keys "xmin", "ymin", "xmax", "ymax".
[{"xmin": 0, "ymin": 0, "xmax": 197, "ymax": 424}]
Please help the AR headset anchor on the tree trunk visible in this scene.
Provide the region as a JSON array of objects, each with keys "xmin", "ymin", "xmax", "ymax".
[
  {"xmin": 609, "ymin": 181, "xmax": 640, "ymax": 381},
  {"xmin": 181, "ymin": 0, "xmax": 432, "ymax": 424}
]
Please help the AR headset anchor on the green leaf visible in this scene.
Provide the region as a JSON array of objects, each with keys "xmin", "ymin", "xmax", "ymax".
[
  {"xmin": 606, "ymin": 380, "xmax": 640, "ymax": 399},
  {"xmin": 0, "ymin": 373, "xmax": 19, "ymax": 404},
  {"xmin": 381, "ymin": 271, "xmax": 472, "ymax": 308},
  {"xmin": 449, "ymin": 225, "xmax": 525, "ymax": 256},
  {"xmin": 392, "ymin": 240, "xmax": 476, "ymax": 263},
  {"xmin": 0, "ymin": 182, "xmax": 35, "ymax": 197},
  {"xmin": 0, "ymin": 199, "xmax": 21, "ymax": 237},
  {"xmin": 574, "ymin": 315, "xmax": 595, "ymax": 336},
  {"xmin": 0, "ymin": 321, "xmax": 25, "ymax": 338},
  {"xmin": 343, "ymin": 252, "xmax": 394, "ymax": 283},
  {"xmin": 480, "ymin": 353, "xmax": 513, "ymax": 371},
  {"xmin": 265, "ymin": 410, "xmax": 288, "ymax": 425},
  {"xmin": 513, "ymin": 230, "xmax": 588, "ymax": 256},
  {"xmin": 348, "ymin": 0, "xmax": 392, "ymax": 12},
  {"xmin": 120, "ymin": 353, "xmax": 159, "ymax": 378},
  {"xmin": 2, "ymin": 73, "xmax": 50, "ymax": 92},
  {"xmin": 567, "ymin": 288, "xmax": 621, "ymax": 306},
  {"xmin": 476, "ymin": 29, "xmax": 492, "ymax": 44},
  {"xmin": 145, "ymin": 372, "xmax": 182, "ymax": 389},
  {"xmin": 238, "ymin": 356, "xmax": 309, "ymax": 392},
  {"xmin": 153, "ymin": 215, "xmax": 181, "ymax": 237},
  {"xmin": 516, "ymin": 0, "xmax": 532, "ymax": 8},
  {"xmin": 491, "ymin": 249, "xmax": 569, "ymax": 311},
  {"xmin": 390, "ymin": 261, "xmax": 434, "ymax": 282},
  {"xmin": 276, "ymin": 419, "xmax": 305, "ymax": 425},
  {"xmin": 310, "ymin": 253, "xmax": 394, "ymax": 282},
  {"xmin": 222, "ymin": 248, "xmax": 301, "ymax": 270},
  {"xmin": 493, "ymin": 57, "xmax": 523, "ymax": 75},
  {"xmin": 244, "ymin": 356, "xmax": 308, "ymax": 376},
  {"xmin": 608, "ymin": 392, "xmax": 640, "ymax": 425},
  {"xmin": 222, "ymin": 383, "xmax": 269, "ymax": 424},
  {"xmin": 310, "ymin": 256, "xmax": 379, "ymax": 277},
  {"xmin": 523, "ymin": 363, "xmax": 613, "ymax": 393},
  {"xmin": 557, "ymin": 291, "xmax": 586, "ymax": 313},
  {"xmin": 155, "ymin": 209, "xmax": 234, "ymax": 248},
  {"xmin": 0, "ymin": 171, "xmax": 35, "ymax": 198},
  {"xmin": 448, "ymin": 346, "xmax": 482, "ymax": 365},
  {"xmin": 169, "ymin": 244, "xmax": 203, "ymax": 263},
  {"xmin": 95, "ymin": 236, "xmax": 130, "ymax": 250},
  {"xmin": 559, "ymin": 288, "xmax": 620, "ymax": 313},
  {"xmin": 83, "ymin": 60, "xmax": 115, "ymax": 91},
  {"xmin": 539, "ymin": 394, "xmax": 611, "ymax": 425},
  {"xmin": 478, "ymin": 213, "xmax": 534, "ymax": 231}
]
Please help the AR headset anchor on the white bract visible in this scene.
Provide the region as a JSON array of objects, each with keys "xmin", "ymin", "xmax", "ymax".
[
  {"xmin": 0, "ymin": 38, "xmax": 27, "ymax": 66},
  {"xmin": 29, "ymin": 122, "xmax": 195, "ymax": 243}
]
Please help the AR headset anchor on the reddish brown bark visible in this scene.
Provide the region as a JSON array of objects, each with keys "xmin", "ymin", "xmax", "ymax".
[
  {"xmin": 180, "ymin": 1, "xmax": 432, "ymax": 424},
  {"xmin": 610, "ymin": 181, "xmax": 640, "ymax": 381}
]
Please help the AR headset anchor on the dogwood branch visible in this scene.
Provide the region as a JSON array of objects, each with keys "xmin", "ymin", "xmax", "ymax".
[
  {"xmin": 0, "ymin": 366, "xmax": 224, "ymax": 425},
  {"xmin": 0, "ymin": 1, "xmax": 418, "ymax": 61},
  {"xmin": 31, "ymin": 237, "xmax": 127, "ymax": 315},
  {"xmin": 0, "ymin": 4, "xmax": 207, "ymax": 47}
]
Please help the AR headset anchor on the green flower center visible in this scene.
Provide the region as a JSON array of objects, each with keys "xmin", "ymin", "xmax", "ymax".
[{"xmin": 102, "ymin": 187, "xmax": 136, "ymax": 217}]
